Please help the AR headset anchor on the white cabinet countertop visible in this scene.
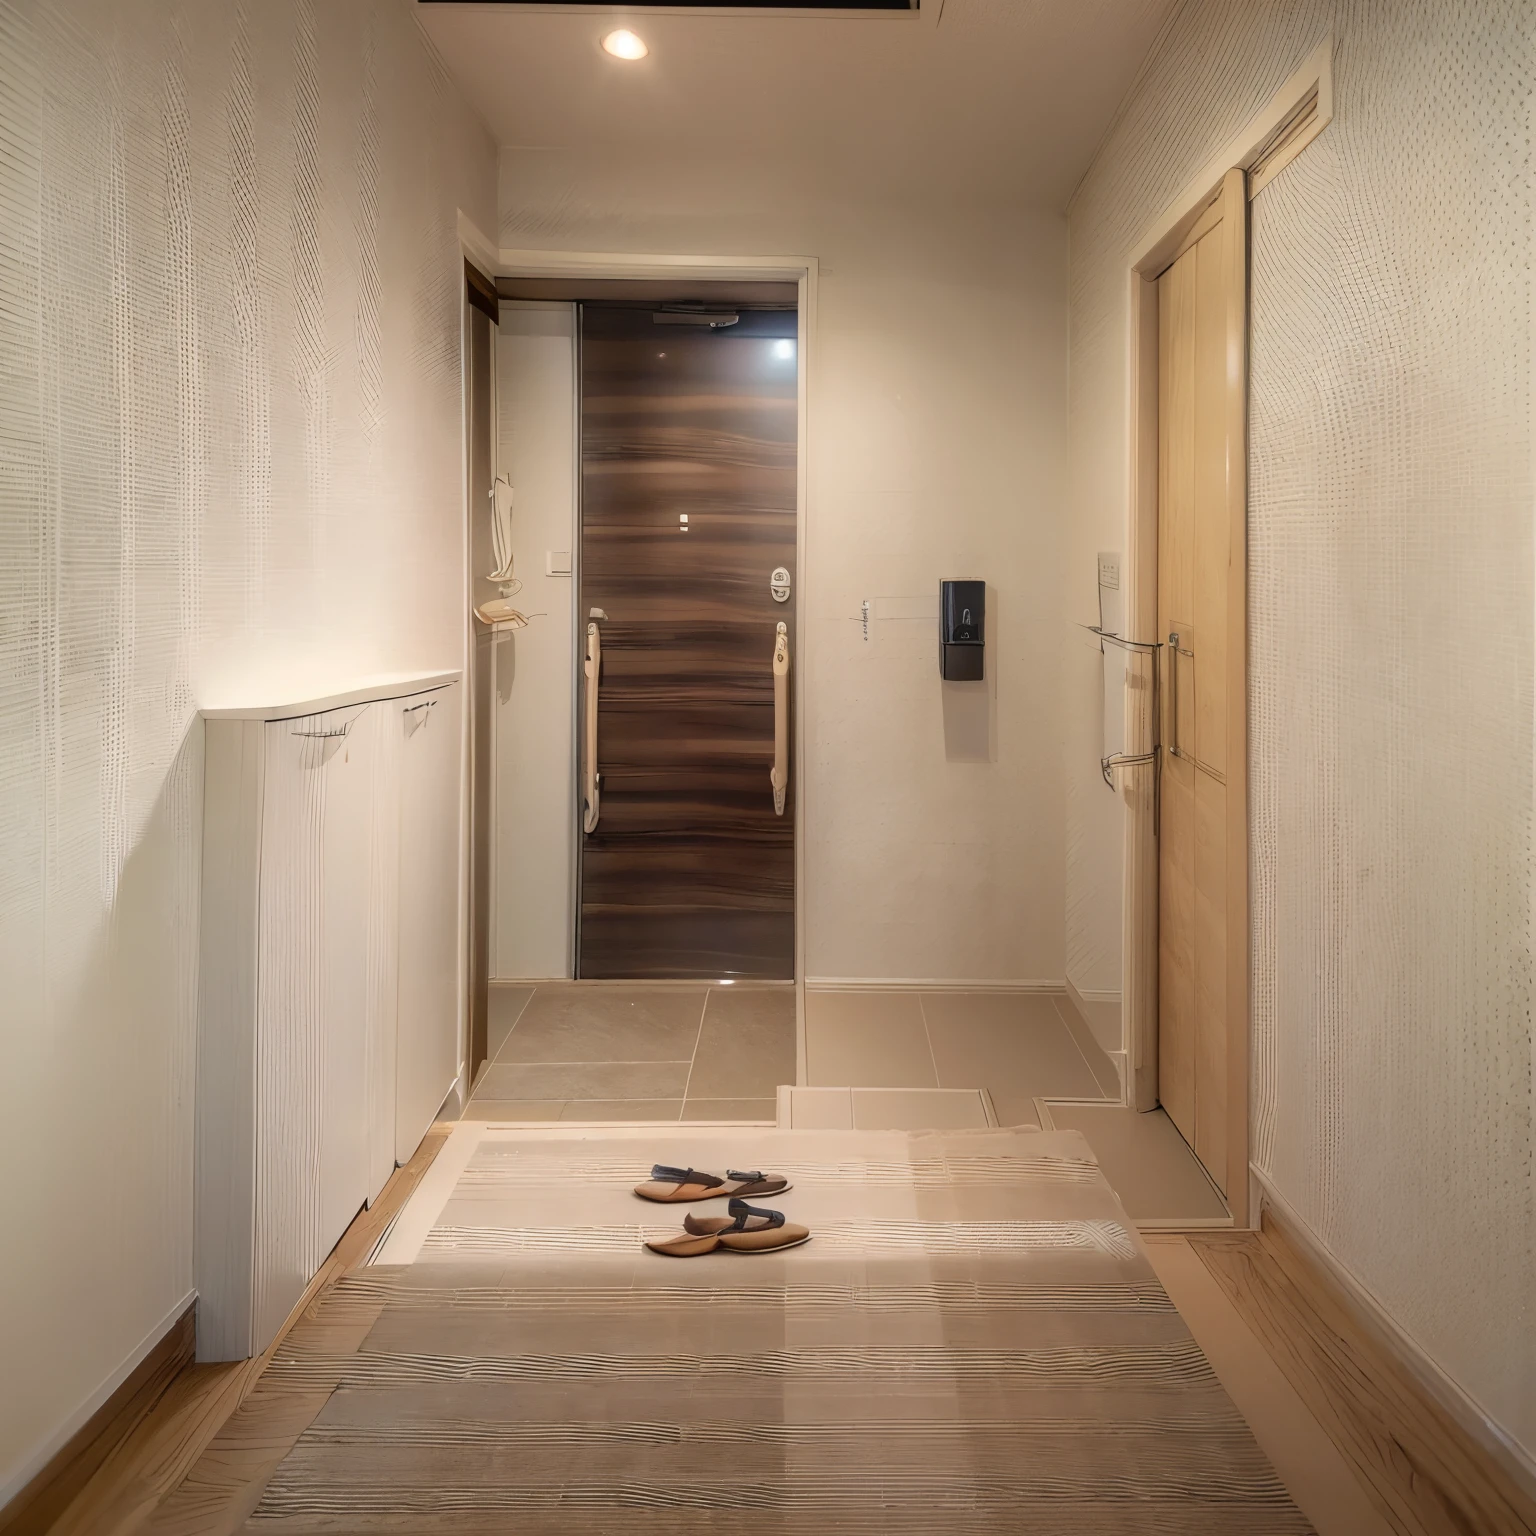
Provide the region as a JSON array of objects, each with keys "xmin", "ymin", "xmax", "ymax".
[{"xmin": 200, "ymin": 671, "xmax": 462, "ymax": 721}]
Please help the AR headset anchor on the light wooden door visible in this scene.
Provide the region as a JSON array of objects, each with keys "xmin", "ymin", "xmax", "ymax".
[{"xmin": 1156, "ymin": 173, "xmax": 1247, "ymax": 1193}]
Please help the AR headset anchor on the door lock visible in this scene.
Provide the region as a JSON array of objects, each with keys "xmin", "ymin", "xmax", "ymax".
[{"xmin": 770, "ymin": 566, "xmax": 791, "ymax": 603}]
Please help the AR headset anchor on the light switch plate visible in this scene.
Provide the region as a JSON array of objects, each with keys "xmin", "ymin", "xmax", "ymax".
[
  {"xmin": 546, "ymin": 550, "xmax": 572, "ymax": 577},
  {"xmin": 1097, "ymin": 551, "xmax": 1121, "ymax": 590}
]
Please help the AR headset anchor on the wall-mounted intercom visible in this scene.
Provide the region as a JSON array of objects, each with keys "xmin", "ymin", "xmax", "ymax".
[{"xmin": 939, "ymin": 580, "xmax": 985, "ymax": 681}]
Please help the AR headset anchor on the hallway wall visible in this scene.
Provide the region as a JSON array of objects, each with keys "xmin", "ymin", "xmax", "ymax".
[
  {"xmin": 0, "ymin": 0, "xmax": 494, "ymax": 1501},
  {"xmin": 497, "ymin": 149, "xmax": 1068, "ymax": 984},
  {"xmin": 492, "ymin": 303, "xmax": 577, "ymax": 980},
  {"xmin": 1068, "ymin": 0, "xmax": 1534, "ymax": 1462}
]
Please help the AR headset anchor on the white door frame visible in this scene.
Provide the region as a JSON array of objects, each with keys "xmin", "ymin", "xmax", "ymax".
[{"xmin": 474, "ymin": 242, "xmax": 817, "ymax": 1075}]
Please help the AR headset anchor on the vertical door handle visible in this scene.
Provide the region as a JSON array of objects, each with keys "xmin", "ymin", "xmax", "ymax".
[
  {"xmin": 770, "ymin": 621, "xmax": 790, "ymax": 816},
  {"xmin": 583, "ymin": 620, "xmax": 602, "ymax": 833},
  {"xmin": 1166, "ymin": 632, "xmax": 1180, "ymax": 759},
  {"xmin": 1166, "ymin": 631, "xmax": 1193, "ymax": 760}
]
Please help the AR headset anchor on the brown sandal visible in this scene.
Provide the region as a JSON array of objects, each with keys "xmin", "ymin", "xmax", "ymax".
[
  {"xmin": 644, "ymin": 1200, "xmax": 811, "ymax": 1257},
  {"xmin": 633, "ymin": 1164, "xmax": 792, "ymax": 1203}
]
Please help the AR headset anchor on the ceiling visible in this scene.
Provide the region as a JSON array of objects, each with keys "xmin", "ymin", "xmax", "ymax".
[{"xmin": 417, "ymin": 0, "xmax": 1178, "ymax": 208}]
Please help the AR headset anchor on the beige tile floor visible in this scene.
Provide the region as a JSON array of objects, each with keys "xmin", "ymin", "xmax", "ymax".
[
  {"xmin": 468, "ymin": 984, "xmax": 1221, "ymax": 1227},
  {"xmin": 782, "ymin": 1085, "xmax": 996, "ymax": 1131},
  {"xmin": 1043, "ymin": 1102, "xmax": 1228, "ymax": 1223},
  {"xmin": 466, "ymin": 982, "xmax": 794, "ymax": 1123},
  {"xmin": 804, "ymin": 988, "xmax": 1119, "ymax": 1126}
]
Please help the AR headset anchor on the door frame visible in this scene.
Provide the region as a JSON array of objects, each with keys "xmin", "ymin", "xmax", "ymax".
[
  {"xmin": 478, "ymin": 243, "xmax": 816, "ymax": 1071},
  {"xmin": 1117, "ymin": 37, "xmax": 1333, "ymax": 1226}
]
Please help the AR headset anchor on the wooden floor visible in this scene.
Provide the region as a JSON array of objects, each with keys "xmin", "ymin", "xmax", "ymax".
[
  {"xmin": 37, "ymin": 1136, "xmax": 1536, "ymax": 1536},
  {"xmin": 38, "ymin": 1130, "xmax": 450, "ymax": 1536},
  {"xmin": 1182, "ymin": 1223, "xmax": 1536, "ymax": 1536}
]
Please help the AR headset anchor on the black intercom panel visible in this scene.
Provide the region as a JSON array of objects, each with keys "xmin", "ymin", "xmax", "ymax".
[{"xmin": 940, "ymin": 580, "xmax": 984, "ymax": 681}]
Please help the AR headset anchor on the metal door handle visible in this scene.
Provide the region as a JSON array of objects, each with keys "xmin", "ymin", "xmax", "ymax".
[
  {"xmin": 583, "ymin": 620, "xmax": 602, "ymax": 833},
  {"xmin": 770, "ymin": 621, "xmax": 789, "ymax": 816},
  {"xmin": 1166, "ymin": 631, "xmax": 1192, "ymax": 760}
]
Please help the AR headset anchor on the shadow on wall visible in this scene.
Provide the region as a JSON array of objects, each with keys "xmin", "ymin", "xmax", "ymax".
[
  {"xmin": 494, "ymin": 631, "xmax": 516, "ymax": 706},
  {"xmin": 2, "ymin": 717, "xmax": 204, "ymax": 1500},
  {"xmin": 941, "ymin": 585, "xmax": 998, "ymax": 763}
]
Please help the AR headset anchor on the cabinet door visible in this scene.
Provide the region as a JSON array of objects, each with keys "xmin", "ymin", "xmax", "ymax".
[
  {"xmin": 254, "ymin": 702, "xmax": 373, "ymax": 1348},
  {"xmin": 363, "ymin": 705, "xmax": 401, "ymax": 1205},
  {"xmin": 395, "ymin": 683, "xmax": 462, "ymax": 1162}
]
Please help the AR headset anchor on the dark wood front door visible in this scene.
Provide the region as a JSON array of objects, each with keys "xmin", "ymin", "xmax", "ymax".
[{"xmin": 578, "ymin": 305, "xmax": 797, "ymax": 979}]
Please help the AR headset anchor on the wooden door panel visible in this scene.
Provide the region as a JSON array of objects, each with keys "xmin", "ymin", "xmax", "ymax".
[
  {"xmin": 1193, "ymin": 233, "xmax": 1229, "ymax": 779},
  {"xmin": 1159, "ymin": 243, "xmax": 1197, "ymax": 1153},
  {"xmin": 579, "ymin": 909, "xmax": 794, "ymax": 981},
  {"xmin": 1158, "ymin": 222, "xmax": 1231, "ymax": 1177},
  {"xmin": 583, "ymin": 522, "xmax": 804, "ymax": 617},
  {"xmin": 1158, "ymin": 250, "xmax": 1196, "ymax": 633},
  {"xmin": 579, "ymin": 308, "xmax": 796, "ymax": 979},
  {"xmin": 596, "ymin": 622, "xmax": 778, "ymax": 700},
  {"xmin": 583, "ymin": 848, "xmax": 793, "ymax": 908},
  {"xmin": 1192, "ymin": 766, "xmax": 1228, "ymax": 1188},
  {"xmin": 1158, "ymin": 755, "xmax": 1198, "ymax": 1142},
  {"xmin": 1152, "ymin": 166, "xmax": 1249, "ymax": 1213}
]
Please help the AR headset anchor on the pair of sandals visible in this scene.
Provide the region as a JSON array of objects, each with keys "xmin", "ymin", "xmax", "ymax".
[{"xmin": 635, "ymin": 1164, "xmax": 811, "ymax": 1258}]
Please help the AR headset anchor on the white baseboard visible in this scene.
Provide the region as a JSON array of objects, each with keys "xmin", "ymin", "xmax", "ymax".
[
  {"xmin": 438, "ymin": 1066, "xmax": 468, "ymax": 1122},
  {"xmin": 0, "ymin": 1287, "xmax": 197, "ymax": 1510},
  {"xmin": 1069, "ymin": 984, "xmax": 1121, "ymax": 1003},
  {"xmin": 805, "ymin": 978, "xmax": 1066, "ymax": 994},
  {"xmin": 1104, "ymin": 1049, "xmax": 1128, "ymax": 1096},
  {"xmin": 1063, "ymin": 977, "xmax": 1123, "ymax": 1058},
  {"xmin": 1253, "ymin": 1166, "xmax": 1536, "ymax": 1503}
]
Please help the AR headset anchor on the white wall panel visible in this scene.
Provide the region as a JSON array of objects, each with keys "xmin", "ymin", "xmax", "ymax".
[
  {"xmin": 1068, "ymin": 0, "xmax": 1533, "ymax": 1462},
  {"xmin": 0, "ymin": 0, "xmax": 494, "ymax": 1499},
  {"xmin": 491, "ymin": 304, "xmax": 577, "ymax": 980}
]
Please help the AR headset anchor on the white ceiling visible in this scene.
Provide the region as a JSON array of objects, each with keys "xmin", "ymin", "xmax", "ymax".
[{"xmin": 417, "ymin": 0, "xmax": 1178, "ymax": 208}]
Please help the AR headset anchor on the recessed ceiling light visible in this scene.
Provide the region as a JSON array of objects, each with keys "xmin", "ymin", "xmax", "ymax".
[{"xmin": 602, "ymin": 28, "xmax": 648, "ymax": 61}]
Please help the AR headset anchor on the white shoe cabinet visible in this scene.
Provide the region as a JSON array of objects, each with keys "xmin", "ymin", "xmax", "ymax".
[{"xmin": 196, "ymin": 674, "xmax": 461, "ymax": 1361}]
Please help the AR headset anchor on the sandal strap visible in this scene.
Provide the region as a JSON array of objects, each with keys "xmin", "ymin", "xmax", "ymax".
[
  {"xmin": 650, "ymin": 1164, "xmax": 724, "ymax": 1188},
  {"xmin": 726, "ymin": 1169, "xmax": 765, "ymax": 1183},
  {"xmin": 727, "ymin": 1198, "xmax": 784, "ymax": 1231}
]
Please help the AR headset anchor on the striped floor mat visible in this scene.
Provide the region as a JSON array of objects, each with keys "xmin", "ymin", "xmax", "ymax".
[{"xmin": 243, "ymin": 1125, "xmax": 1311, "ymax": 1533}]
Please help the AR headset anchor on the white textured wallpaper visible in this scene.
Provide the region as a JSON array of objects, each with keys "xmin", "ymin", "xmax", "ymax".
[
  {"xmin": 0, "ymin": 0, "xmax": 492, "ymax": 1495},
  {"xmin": 1069, "ymin": 0, "xmax": 1534, "ymax": 1459}
]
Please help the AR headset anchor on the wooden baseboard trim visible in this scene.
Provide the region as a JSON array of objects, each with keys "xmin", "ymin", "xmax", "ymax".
[
  {"xmin": 0, "ymin": 1302, "xmax": 195, "ymax": 1535},
  {"xmin": 1193, "ymin": 1178, "xmax": 1536, "ymax": 1534},
  {"xmin": 1253, "ymin": 1173, "xmax": 1536, "ymax": 1521}
]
